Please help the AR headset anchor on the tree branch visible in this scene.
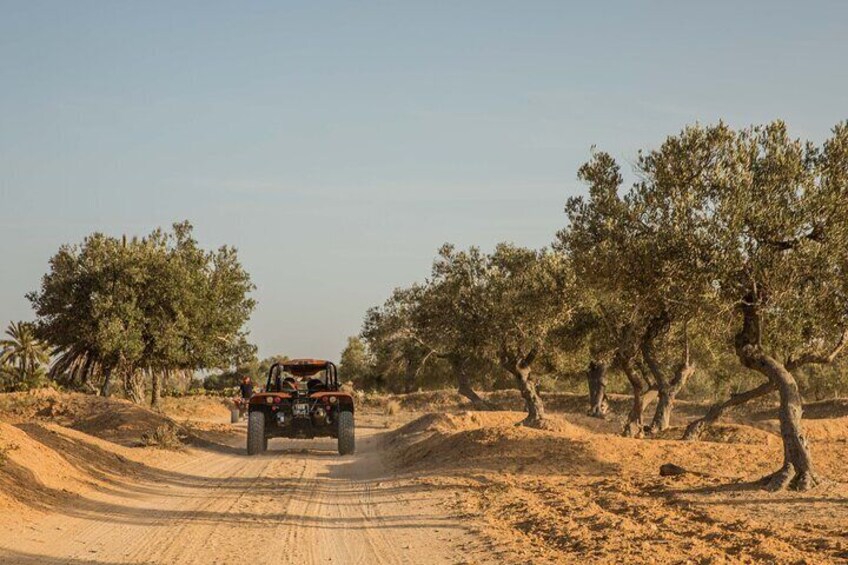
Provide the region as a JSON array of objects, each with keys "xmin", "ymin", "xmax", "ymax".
[
  {"xmin": 639, "ymin": 314, "xmax": 670, "ymax": 387},
  {"xmin": 520, "ymin": 346, "xmax": 539, "ymax": 369},
  {"xmin": 760, "ymin": 224, "xmax": 824, "ymax": 251},
  {"xmin": 787, "ymin": 328, "xmax": 848, "ymax": 370}
]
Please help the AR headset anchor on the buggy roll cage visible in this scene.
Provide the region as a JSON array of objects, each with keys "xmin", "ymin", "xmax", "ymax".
[{"xmin": 266, "ymin": 360, "xmax": 339, "ymax": 392}]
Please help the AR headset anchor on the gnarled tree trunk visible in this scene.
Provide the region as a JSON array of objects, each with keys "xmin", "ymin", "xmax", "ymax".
[
  {"xmin": 456, "ymin": 369, "xmax": 491, "ymax": 410},
  {"xmin": 616, "ymin": 324, "xmax": 655, "ymax": 437},
  {"xmin": 586, "ymin": 360, "xmax": 608, "ymax": 418},
  {"xmin": 151, "ymin": 369, "xmax": 162, "ymax": 410},
  {"xmin": 735, "ymin": 299, "xmax": 818, "ymax": 491},
  {"xmin": 403, "ymin": 358, "xmax": 417, "ymax": 394},
  {"xmin": 124, "ymin": 368, "xmax": 146, "ymax": 405},
  {"xmin": 500, "ymin": 348, "xmax": 545, "ymax": 427},
  {"xmin": 636, "ymin": 314, "xmax": 695, "ymax": 435},
  {"xmin": 100, "ymin": 365, "xmax": 113, "ymax": 397},
  {"xmin": 648, "ymin": 362, "xmax": 693, "ymax": 434},
  {"xmin": 622, "ymin": 365, "xmax": 657, "ymax": 438}
]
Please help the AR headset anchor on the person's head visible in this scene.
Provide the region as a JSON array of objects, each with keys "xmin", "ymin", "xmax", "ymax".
[{"xmin": 242, "ymin": 376, "xmax": 251, "ymax": 384}]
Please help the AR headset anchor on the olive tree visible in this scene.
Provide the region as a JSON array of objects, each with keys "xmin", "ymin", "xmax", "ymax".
[
  {"xmin": 361, "ymin": 286, "xmax": 434, "ymax": 393},
  {"xmin": 560, "ymin": 151, "xmax": 662, "ymax": 436},
  {"xmin": 479, "ymin": 244, "xmax": 574, "ymax": 427},
  {"xmin": 626, "ymin": 120, "xmax": 848, "ymax": 490},
  {"xmin": 29, "ymin": 233, "xmax": 146, "ymax": 396},
  {"xmin": 339, "ymin": 336, "xmax": 374, "ymax": 389},
  {"xmin": 411, "ymin": 244, "xmax": 494, "ymax": 408},
  {"xmin": 29, "ymin": 222, "xmax": 256, "ymax": 405},
  {"xmin": 696, "ymin": 121, "xmax": 848, "ymax": 490},
  {"xmin": 549, "ymin": 291, "xmax": 633, "ymax": 419},
  {"xmin": 563, "ymin": 137, "xmax": 723, "ymax": 436}
]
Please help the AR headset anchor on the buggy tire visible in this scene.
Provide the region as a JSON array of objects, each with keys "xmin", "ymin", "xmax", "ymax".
[
  {"xmin": 247, "ymin": 411, "xmax": 265, "ymax": 455},
  {"xmin": 337, "ymin": 410, "xmax": 355, "ymax": 455}
]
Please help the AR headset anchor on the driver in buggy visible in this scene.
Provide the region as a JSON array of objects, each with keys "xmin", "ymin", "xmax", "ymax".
[{"xmin": 277, "ymin": 371, "xmax": 327, "ymax": 393}]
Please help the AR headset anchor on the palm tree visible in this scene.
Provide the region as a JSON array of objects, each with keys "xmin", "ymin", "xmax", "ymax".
[
  {"xmin": 49, "ymin": 343, "xmax": 102, "ymax": 393},
  {"xmin": 0, "ymin": 321, "xmax": 50, "ymax": 388}
]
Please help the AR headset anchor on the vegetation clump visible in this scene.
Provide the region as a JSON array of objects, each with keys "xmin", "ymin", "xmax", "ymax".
[
  {"xmin": 140, "ymin": 423, "xmax": 185, "ymax": 450},
  {"xmin": 25, "ymin": 221, "xmax": 256, "ymax": 408}
]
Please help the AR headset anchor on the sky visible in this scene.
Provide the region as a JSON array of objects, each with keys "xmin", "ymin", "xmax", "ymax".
[{"xmin": 1, "ymin": 1, "xmax": 847, "ymax": 360}]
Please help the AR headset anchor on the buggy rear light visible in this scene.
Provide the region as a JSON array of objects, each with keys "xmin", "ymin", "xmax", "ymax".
[
  {"xmin": 274, "ymin": 396, "xmax": 282, "ymax": 404},
  {"xmin": 328, "ymin": 396, "xmax": 338, "ymax": 404},
  {"xmin": 266, "ymin": 397, "xmax": 274, "ymax": 404}
]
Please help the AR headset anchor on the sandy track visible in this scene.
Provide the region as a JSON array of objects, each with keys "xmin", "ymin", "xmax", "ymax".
[{"xmin": 0, "ymin": 425, "xmax": 480, "ymax": 565}]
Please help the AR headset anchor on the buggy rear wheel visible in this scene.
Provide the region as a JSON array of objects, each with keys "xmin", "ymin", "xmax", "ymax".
[
  {"xmin": 337, "ymin": 410, "xmax": 355, "ymax": 455},
  {"xmin": 247, "ymin": 411, "xmax": 266, "ymax": 455}
]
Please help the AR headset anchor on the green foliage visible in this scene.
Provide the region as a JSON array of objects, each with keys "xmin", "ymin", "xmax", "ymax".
[
  {"xmin": 358, "ymin": 119, "xmax": 848, "ymax": 406},
  {"xmin": 0, "ymin": 321, "xmax": 50, "ymax": 392},
  {"xmin": 339, "ymin": 336, "xmax": 374, "ymax": 389},
  {"xmin": 480, "ymin": 244, "xmax": 574, "ymax": 368},
  {"xmin": 28, "ymin": 221, "xmax": 257, "ymax": 398},
  {"xmin": 202, "ymin": 354, "xmax": 287, "ymax": 392},
  {"xmin": 360, "ymin": 243, "xmax": 574, "ymax": 397},
  {"xmin": 632, "ymin": 121, "xmax": 848, "ymax": 368},
  {"xmin": 361, "ymin": 286, "xmax": 439, "ymax": 393}
]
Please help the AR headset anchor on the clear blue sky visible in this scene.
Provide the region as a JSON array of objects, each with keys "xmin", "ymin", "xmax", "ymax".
[{"xmin": 1, "ymin": 1, "xmax": 846, "ymax": 360}]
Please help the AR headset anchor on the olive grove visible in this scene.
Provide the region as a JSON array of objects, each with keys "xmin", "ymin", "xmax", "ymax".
[{"xmin": 354, "ymin": 119, "xmax": 848, "ymax": 490}]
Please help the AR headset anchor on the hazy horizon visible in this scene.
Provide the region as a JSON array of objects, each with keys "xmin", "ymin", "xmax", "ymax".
[{"xmin": 2, "ymin": 1, "xmax": 847, "ymax": 360}]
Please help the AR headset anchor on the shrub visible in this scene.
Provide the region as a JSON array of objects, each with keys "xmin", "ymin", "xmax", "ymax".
[{"xmin": 140, "ymin": 424, "xmax": 185, "ymax": 449}]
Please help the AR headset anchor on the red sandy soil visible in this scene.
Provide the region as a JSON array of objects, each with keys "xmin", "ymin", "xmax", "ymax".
[
  {"xmin": 384, "ymin": 410, "xmax": 848, "ymax": 564},
  {"xmin": 1, "ymin": 389, "xmax": 847, "ymax": 564}
]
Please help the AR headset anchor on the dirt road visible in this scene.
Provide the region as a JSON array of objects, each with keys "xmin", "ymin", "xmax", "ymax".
[{"xmin": 0, "ymin": 424, "xmax": 482, "ymax": 564}]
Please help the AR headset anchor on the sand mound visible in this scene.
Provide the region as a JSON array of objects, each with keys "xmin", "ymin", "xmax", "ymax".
[
  {"xmin": 746, "ymin": 398, "xmax": 848, "ymax": 421},
  {"xmin": 357, "ymin": 390, "xmax": 475, "ymax": 412},
  {"xmin": 0, "ymin": 420, "xmax": 156, "ymax": 523},
  {"xmin": 0, "ymin": 389, "xmax": 179, "ymax": 446},
  {"xmin": 388, "ymin": 412, "xmax": 597, "ymax": 475},
  {"xmin": 392, "ymin": 411, "xmax": 585, "ymax": 437},
  {"xmin": 386, "ymin": 410, "xmax": 792, "ymax": 482},
  {"xmin": 752, "ymin": 416, "xmax": 848, "ymax": 442},
  {"xmin": 654, "ymin": 424, "xmax": 778, "ymax": 445},
  {"xmin": 802, "ymin": 398, "xmax": 848, "ymax": 419},
  {"xmin": 394, "ymin": 425, "xmax": 602, "ymax": 474},
  {"xmin": 158, "ymin": 396, "xmax": 232, "ymax": 422},
  {"xmin": 803, "ymin": 416, "xmax": 848, "ymax": 441},
  {"xmin": 0, "ymin": 422, "xmax": 91, "ymax": 497},
  {"xmin": 393, "ymin": 411, "xmax": 523, "ymax": 435}
]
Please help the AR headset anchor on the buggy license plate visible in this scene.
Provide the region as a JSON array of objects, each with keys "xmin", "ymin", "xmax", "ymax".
[{"xmin": 293, "ymin": 403, "xmax": 309, "ymax": 417}]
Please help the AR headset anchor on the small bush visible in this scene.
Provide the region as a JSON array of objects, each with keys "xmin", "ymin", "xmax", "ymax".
[
  {"xmin": 0, "ymin": 441, "xmax": 19, "ymax": 465},
  {"xmin": 384, "ymin": 399, "xmax": 401, "ymax": 417},
  {"xmin": 140, "ymin": 424, "xmax": 185, "ymax": 449}
]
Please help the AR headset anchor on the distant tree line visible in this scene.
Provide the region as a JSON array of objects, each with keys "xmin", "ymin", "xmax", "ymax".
[
  {"xmin": 201, "ymin": 354, "xmax": 289, "ymax": 392},
  {"xmin": 344, "ymin": 120, "xmax": 848, "ymax": 491}
]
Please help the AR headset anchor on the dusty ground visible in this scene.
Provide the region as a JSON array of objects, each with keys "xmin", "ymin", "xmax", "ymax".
[
  {"xmin": 0, "ymin": 403, "xmax": 485, "ymax": 564},
  {"xmin": 1, "ymin": 389, "xmax": 847, "ymax": 564},
  {"xmin": 383, "ymin": 410, "xmax": 848, "ymax": 564}
]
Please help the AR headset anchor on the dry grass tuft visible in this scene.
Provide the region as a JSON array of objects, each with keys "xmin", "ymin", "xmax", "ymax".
[
  {"xmin": 384, "ymin": 400, "xmax": 401, "ymax": 417},
  {"xmin": 0, "ymin": 442, "xmax": 19, "ymax": 465}
]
